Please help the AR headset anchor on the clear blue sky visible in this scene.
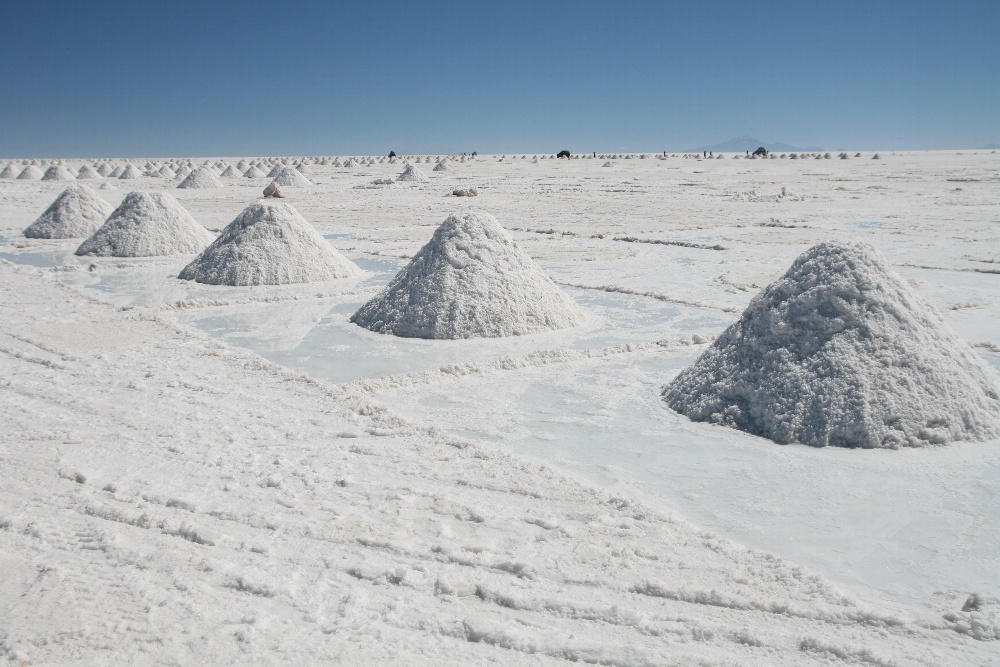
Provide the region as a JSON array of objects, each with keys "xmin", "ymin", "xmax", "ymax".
[{"xmin": 1, "ymin": 0, "xmax": 996, "ymax": 157}]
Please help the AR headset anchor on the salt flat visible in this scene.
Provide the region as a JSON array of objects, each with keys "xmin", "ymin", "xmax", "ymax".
[{"xmin": 1, "ymin": 151, "xmax": 998, "ymax": 664}]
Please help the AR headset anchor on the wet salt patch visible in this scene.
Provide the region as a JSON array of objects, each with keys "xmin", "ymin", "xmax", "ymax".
[{"xmin": 373, "ymin": 349, "xmax": 1000, "ymax": 611}]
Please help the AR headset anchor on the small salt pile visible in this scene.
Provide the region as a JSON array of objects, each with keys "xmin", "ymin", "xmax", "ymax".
[
  {"xmin": 75, "ymin": 191, "xmax": 213, "ymax": 257},
  {"xmin": 42, "ymin": 165, "xmax": 76, "ymax": 181},
  {"xmin": 23, "ymin": 185, "xmax": 115, "ymax": 239},
  {"xmin": 396, "ymin": 164, "xmax": 429, "ymax": 182},
  {"xmin": 178, "ymin": 201, "xmax": 359, "ymax": 286},
  {"xmin": 75, "ymin": 165, "xmax": 100, "ymax": 179},
  {"xmin": 219, "ymin": 164, "xmax": 241, "ymax": 178},
  {"xmin": 663, "ymin": 241, "xmax": 1000, "ymax": 448},
  {"xmin": 272, "ymin": 167, "xmax": 311, "ymax": 187},
  {"xmin": 0, "ymin": 164, "xmax": 17, "ymax": 178},
  {"xmin": 158, "ymin": 165, "xmax": 176, "ymax": 178},
  {"xmin": 243, "ymin": 166, "xmax": 266, "ymax": 178},
  {"xmin": 118, "ymin": 164, "xmax": 142, "ymax": 179},
  {"xmin": 17, "ymin": 165, "xmax": 44, "ymax": 180},
  {"xmin": 351, "ymin": 210, "xmax": 586, "ymax": 339},
  {"xmin": 433, "ymin": 159, "xmax": 451, "ymax": 172},
  {"xmin": 177, "ymin": 167, "xmax": 224, "ymax": 189}
]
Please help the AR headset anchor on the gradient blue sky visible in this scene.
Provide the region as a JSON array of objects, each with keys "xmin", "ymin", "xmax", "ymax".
[{"xmin": 2, "ymin": 0, "xmax": 996, "ymax": 157}]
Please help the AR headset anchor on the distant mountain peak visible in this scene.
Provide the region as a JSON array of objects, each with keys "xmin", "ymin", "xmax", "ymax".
[{"xmin": 687, "ymin": 136, "xmax": 823, "ymax": 153}]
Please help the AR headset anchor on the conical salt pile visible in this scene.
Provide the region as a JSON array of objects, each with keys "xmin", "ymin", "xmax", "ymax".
[
  {"xmin": 17, "ymin": 165, "xmax": 43, "ymax": 180},
  {"xmin": 173, "ymin": 166, "xmax": 192, "ymax": 180},
  {"xmin": 663, "ymin": 242, "xmax": 1000, "ymax": 448},
  {"xmin": 266, "ymin": 164, "xmax": 284, "ymax": 178},
  {"xmin": 42, "ymin": 165, "xmax": 76, "ymax": 181},
  {"xmin": 76, "ymin": 165, "xmax": 100, "ymax": 179},
  {"xmin": 23, "ymin": 185, "xmax": 115, "ymax": 239},
  {"xmin": 219, "ymin": 164, "xmax": 241, "ymax": 178},
  {"xmin": 75, "ymin": 191, "xmax": 213, "ymax": 257},
  {"xmin": 351, "ymin": 210, "xmax": 586, "ymax": 339},
  {"xmin": 0, "ymin": 164, "xmax": 17, "ymax": 178},
  {"xmin": 118, "ymin": 164, "xmax": 141, "ymax": 179},
  {"xmin": 396, "ymin": 164, "xmax": 429, "ymax": 182},
  {"xmin": 178, "ymin": 201, "xmax": 360, "ymax": 286},
  {"xmin": 177, "ymin": 167, "xmax": 224, "ymax": 189},
  {"xmin": 272, "ymin": 167, "xmax": 311, "ymax": 187},
  {"xmin": 433, "ymin": 159, "xmax": 451, "ymax": 172},
  {"xmin": 96, "ymin": 163, "xmax": 112, "ymax": 177},
  {"xmin": 158, "ymin": 165, "xmax": 176, "ymax": 178},
  {"xmin": 243, "ymin": 166, "xmax": 266, "ymax": 178}
]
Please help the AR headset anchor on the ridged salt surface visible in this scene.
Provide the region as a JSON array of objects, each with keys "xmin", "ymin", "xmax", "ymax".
[
  {"xmin": 177, "ymin": 167, "xmax": 223, "ymax": 189},
  {"xmin": 663, "ymin": 241, "xmax": 1000, "ymax": 448},
  {"xmin": 178, "ymin": 201, "xmax": 360, "ymax": 286},
  {"xmin": 75, "ymin": 191, "xmax": 213, "ymax": 257},
  {"xmin": 272, "ymin": 167, "xmax": 311, "ymax": 187},
  {"xmin": 23, "ymin": 185, "xmax": 115, "ymax": 239},
  {"xmin": 351, "ymin": 210, "xmax": 586, "ymax": 339}
]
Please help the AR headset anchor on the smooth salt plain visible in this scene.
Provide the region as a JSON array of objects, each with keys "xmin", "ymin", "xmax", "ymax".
[{"xmin": 1, "ymin": 150, "xmax": 999, "ymax": 664}]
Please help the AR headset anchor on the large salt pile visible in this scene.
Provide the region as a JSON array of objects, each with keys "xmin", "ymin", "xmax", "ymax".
[
  {"xmin": 663, "ymin": 242, "xmax": 1000, "ymax": 448},
  {"xmin": 42, "ymin": 165, "xmax": 76, "ymax": 181},
  {"xmin": 178, "ymin": 201, "xmax": 359, "ymax": 286},
  {"xmin": 272, "ymin": 167, "xmax": 311, "ymax": 187},
  {"xmin": 351, "ymin": 210, "xmax": 586, "ymax": 339},
  {"xmin": 75, "ymin": 191, "xmax": 213, "ymax": 257},
  {"xmin": 396, "ymin": 164, "xmax": 429, "ymax": 182},
  {"xmin": 177, "ymin": 167, "xmax": 224, "ymax": 189},
  {"xmin": 23, "ymin": 185, "xmax": 115, "ymax": 239}
]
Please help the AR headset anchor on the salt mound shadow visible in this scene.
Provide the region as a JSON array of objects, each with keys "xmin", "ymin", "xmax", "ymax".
[
  {"xmin": 178, "ymin": 201, "xmax": 360, "ymax": 286},
  {"xmin": 351, "ymin": 210, "xmax": 586, "ymax": 339},
  {"xmin": 24, "ymin": 185, "xmax": 115, "ymax": 239},
  {"xmin": 76, "ymin": 191, "xmax": 213, "ymax": 257},
  {"xmin": 663, "ymin": 242, "xmax": 1000, "ymax": 448}
]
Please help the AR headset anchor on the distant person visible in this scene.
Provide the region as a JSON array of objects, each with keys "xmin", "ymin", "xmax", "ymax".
[
  {"xmin": 703, "ymin": 151, "xmax": 706, "ymax": 158},
  {"xmin": 388, "ymin": 151, "xmax": 396, "ymax": 158}
]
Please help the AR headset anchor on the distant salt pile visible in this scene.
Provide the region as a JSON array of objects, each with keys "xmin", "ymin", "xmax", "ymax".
[
  {"xmin": 23, "ymin": 185, "xmax": 115, "ymax": 239},
  {"xmin": 351, "ymin": 210, "xmax": 586, "ymax": 339},
  {"xmin": 174, "ymin": 166, "xmax": 192, "ymax": 180},
  {"xmin": 76, "ymin": 165, "xmax": 100, "ymax": 179},
  {"xmin": 219, "ymin": 164, "xmax": 240, "ymax": 178},
  {"xmin": 158, "ymin": 165, "xmax": 176, "ymax": 178},
  {"xmin": 243, "ymin": 166, "xmax": 265, "ymax": 178},
  {"xmin": 396, "ymin": 164, "xmax": 429, "ymax": 182},
  {"xmin": 118, "ymin": 164, "xmax": 142, "ymax": 179},
  {"xmin": 177, "ymin": 167, "xmax": 224, "ymax": 189},
  {"xmin": 602, "ymin": 161, "xmax": 613, "ymax": 167},
  {"xmin": 664, "ymin": 242, "xmax": 1000, "ymax": 448},
  {"xmin": 266, "ymin": 164, "xmax": 284, "ymax": 178},
  {"xmin": 272, "ymin": 167, "xmax": 311, "ymax": 187},
  {"xmin": 42, "ymin": 165, "xmax": 76, "ymax": 181},
  {"xmin": 0, "ymin": 164, "xmax": 17, "ymax": 178},
  {"xmin": 17, "ymin": 165, "xmax": 43, "ymax": 180},
  {"xmin": 75, "ymin": 191, "xmax": 213, "ymax": 257},
  {"xmin": 95, "ymin": 163, "xmax": 112, "ymax": 177},
  {"xmin": 178, "ymin": 201, "xmax": 359, "ymax": 286},
  {"xmin": 433, "ymin": 159, "xmax": 451, "ymax": 172}
]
